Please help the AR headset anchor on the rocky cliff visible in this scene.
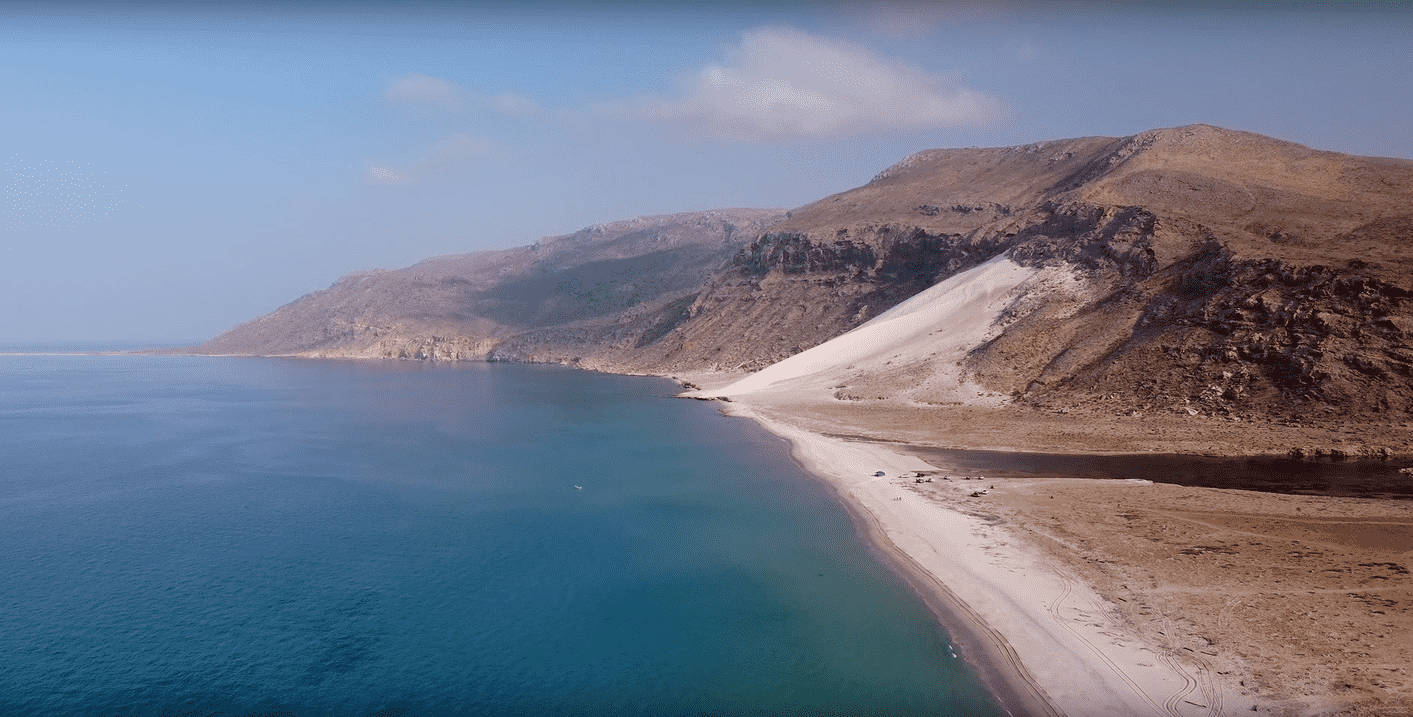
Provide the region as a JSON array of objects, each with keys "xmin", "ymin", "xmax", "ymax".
[
  {"xmin": 651, "ymin": 125, "xmax": 1413, "ymax": 425},
  {"xmin": 200, "ymin": 125, "xmax": 1413, "ymax": 425}
]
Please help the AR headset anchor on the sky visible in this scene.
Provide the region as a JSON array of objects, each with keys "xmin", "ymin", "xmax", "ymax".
[{"xmin": 1, "ymin": 1, "xmax": 1410, "ymax": 344}]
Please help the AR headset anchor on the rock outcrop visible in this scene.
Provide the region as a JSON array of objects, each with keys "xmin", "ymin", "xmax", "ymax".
[{"xmin": 653, "ymin": 125, "xmax": 1413, "ymax": 424}]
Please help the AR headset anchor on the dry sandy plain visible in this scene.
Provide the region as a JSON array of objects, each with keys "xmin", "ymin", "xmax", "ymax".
[{"xmin": 731, "ymin": 396, "xmax": 1413, "ymax": 717}]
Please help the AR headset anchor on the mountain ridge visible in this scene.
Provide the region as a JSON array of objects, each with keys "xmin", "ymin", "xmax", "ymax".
[
  {"xmin": 198, "ymin": 208, "xmax": 785, "ymax": 362},
  {"xmin": 192, "ymin": 124, "xmax": 1413, "ymax": 717},
  {"xmin": 198, "ymin": 124, "xmax": 1413, "ymax": 431}
]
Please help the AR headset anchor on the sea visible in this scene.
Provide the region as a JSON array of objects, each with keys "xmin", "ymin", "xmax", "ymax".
[{"xmin": 0, "ymin": 353, "xmax": 1004, "ymax": 717}]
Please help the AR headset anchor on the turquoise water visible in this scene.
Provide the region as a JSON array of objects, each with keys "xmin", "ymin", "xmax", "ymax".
[{"xmin": 0, "ymin": 356, "xmax": 1003, "ymax": 716}]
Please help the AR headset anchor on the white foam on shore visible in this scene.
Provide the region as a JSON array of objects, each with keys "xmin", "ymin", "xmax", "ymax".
[{"xmin": 697, "ymin": 253, "xmax": 1039, "ymax": 400}]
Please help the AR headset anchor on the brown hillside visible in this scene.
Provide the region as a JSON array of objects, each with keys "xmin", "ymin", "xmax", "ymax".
[
  {"xmin": 644, "ymin": 125, "xmax": 1413, "ymax": 432},
  {"xmin": 200, "ymin": 125, "xmax": 1413, "ymax": 432},
  {"xmin": 197, "ymin": 209, "xmax": 786, "ymax": 361}
]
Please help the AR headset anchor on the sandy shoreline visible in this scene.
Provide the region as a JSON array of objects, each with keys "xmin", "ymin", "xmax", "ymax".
[
  {"xmin": 669, "ymin": 245, "xmax": 1407, "ymax": 715},
  {"xmin": 130, "ymin": 350, "xmax": 1405, "ymax": 713},
  {"xmin": 694, "ymin": 383, "xmax": 1413, "ymax": 717},
  {"xmin": 720, "ymin": 399, "xmax": 1238, "ymax": 717}
]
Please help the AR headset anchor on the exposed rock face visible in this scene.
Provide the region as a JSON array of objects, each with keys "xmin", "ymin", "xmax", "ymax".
[
  {"xmin": 200, "ymin": 125, "xmax": 1413, "ymax": 425},
  {"xmin": 653, "ymin": 125, "xmax": 1413, "ymax": 424}
]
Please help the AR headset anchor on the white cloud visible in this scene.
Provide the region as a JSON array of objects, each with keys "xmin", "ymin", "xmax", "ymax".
[
  {"xmin": 369, "ymin": 165, "xmax": 414, "ymax": 185},
  {"xmin": 488, "ymin": 92, "xmax": 539, "ymax": 116},
  {"xmin": 368, "ymin": 134, "xmax": 490, "ymax": 186},
  {"xmin": 414, "ymin": 134, "xmax": 490, "ymax": 174},
  {"xmin": 387, "ymin": 73, "xmax": 468, "ymax": 112},
  {"xmin": 620, "ymin": 27, "xmax": 1000, "ymax": 142},
  {"xmin": 1009, "ymin": 36, "xmax": 1046, "ymax": 64},
  {"xmin": 386, "ymin": 74, "xmax": 539, "ymax": 116}
]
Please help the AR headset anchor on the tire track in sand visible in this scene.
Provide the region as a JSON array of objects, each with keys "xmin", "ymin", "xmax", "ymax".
[
  {"xmin": 1174, "ymin": 636, "xmax": 1224, "ymax": 717},
  {"xmin": 1193, "ymin": 651, "xmax": 1225, "ymax": 717},
  {"xmin": 1157, "ymin": 613, "xmax": 1225, "ymax": 717},
  {"xmin": 1157, "ymin": 648, "xmax": 1199, "ymax": 716},
  {"xmin": 1046, "ymin": 570, "xmax": 1226, "ymax": 717}
]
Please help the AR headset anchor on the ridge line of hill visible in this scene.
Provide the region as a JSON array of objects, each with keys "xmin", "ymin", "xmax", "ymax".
[{"xmin": 197, "ymin": 124, "xmax": 1413, "ymax": 452}]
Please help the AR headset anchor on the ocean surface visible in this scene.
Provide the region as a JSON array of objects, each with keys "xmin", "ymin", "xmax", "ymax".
[{"xmin": 0, "ymin": 355, "xmax": 1003, "ymax": 717}]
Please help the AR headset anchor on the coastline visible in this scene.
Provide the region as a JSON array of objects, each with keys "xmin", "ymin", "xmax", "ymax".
[
  {"xmin": 155, "ymin": 353, "xmax": 1410, "ymax": 714},
  {"xmin": 720, "ymin": 397, "xmax": 1238, "ymax": 717}
]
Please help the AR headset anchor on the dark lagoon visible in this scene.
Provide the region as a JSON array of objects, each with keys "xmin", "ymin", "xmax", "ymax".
[
  {"xmin": 0, "ymin": 355, "xmax": 1003, "ymax": 716},
  {"xmin": 909, "ymin": 447, "xmax": 1413, "ymax": 500}
]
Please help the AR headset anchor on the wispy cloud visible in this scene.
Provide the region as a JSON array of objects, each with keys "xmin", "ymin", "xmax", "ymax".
[
  {"xmin": 368, "ymin": 134, "xmax": 490, "ymax": 185},
  {"xmin": 415, "ymin": 134, "xmax": 491, "ymax": 174},
  {"xmin": 386, "ymin": 73, "xmax": 539, "ymax": 116},
  {"xmin": 611, "ymin": 27, "xmax": 1000, "ymax": 142},
  {"xmin": 487, "ymin": 91, "xmax": 538, "ymax": 116},
  {"xmin": 368, "ymin": 165, "xmax": 414, "ymax": 186},
  {"xmin": 1012, "ymin": 37, "xmax": 1045, "ymax": 64},
  {"xmin": 2, "ymin": 156, "xmax": 126, "ymax": 231},
  {"xmin": 387, "ymin": 73, "xmax": 468, "ymax": 112}
]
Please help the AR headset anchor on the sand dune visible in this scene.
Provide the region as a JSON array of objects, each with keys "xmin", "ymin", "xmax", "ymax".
[
  {"xmin": 697, "ymin": 254, "xmax": 1046, "ymax": 403},
  {"xmin": 689, "ymin": 255, "xmax": 1262, "ymax": 715}
]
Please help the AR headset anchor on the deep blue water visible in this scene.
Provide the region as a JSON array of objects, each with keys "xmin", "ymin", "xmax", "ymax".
[{"xmin": 0, "ymin": 356, "xmax": 1002, "ymax": 717}]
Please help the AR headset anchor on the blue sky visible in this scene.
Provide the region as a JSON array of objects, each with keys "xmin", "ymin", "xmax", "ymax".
[{"xmin": 2, "ymin": 1, "xmax": 1410, "ymax": 344}]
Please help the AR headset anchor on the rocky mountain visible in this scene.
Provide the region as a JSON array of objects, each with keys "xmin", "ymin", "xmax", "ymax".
[
  {"xmin": 200, "ymin": 125, "xmax": 1413, "ymax": 424},
  {"xmin": 198, "ymin": 209, "xmax": 785, "ymax": 364},
  {"xmin": 657, "ymin": 125, "xmax": 1413, "ymax": 424}
]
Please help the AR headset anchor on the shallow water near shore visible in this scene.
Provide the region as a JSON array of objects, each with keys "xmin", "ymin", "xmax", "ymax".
[
  {"xmin": 0, "ymin": 355, "xmax": 1003, "ymax": 717},
  {"xmin": 909, "ymin": 446, "xmax": 1413, "ymax": 499}
]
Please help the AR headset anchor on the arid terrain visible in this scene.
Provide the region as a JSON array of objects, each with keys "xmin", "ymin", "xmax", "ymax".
[
  {"xmin": 728, "ymin": 392, "xmax": 1413, "ymax": 717},
  {"xmin": 975, "ymin": 476, "xmax": 1413, "ymax": 717},
  {"xmin": 197, "ymin": 125, "xmax": 1413, "ymax": 715},
  {"xmin": 722, "ymin": 395, "xmax": 1413, "ymax": 462},
  {"xmin": 196, "ymin": 208, "xmax": 787, "ymax": 361},
  {"xmin": 201, "ymin": 124, "xmax": 1413, "ymax": 435}
]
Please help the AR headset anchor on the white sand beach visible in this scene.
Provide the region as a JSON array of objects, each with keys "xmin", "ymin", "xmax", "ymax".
[
  {"xmin": 720, "ymin": 398, "xmax": 1234, "ymax": 717},
  {"xmin": 685, "ymin": 255, "xmax": 1239, "ymax": 716}
]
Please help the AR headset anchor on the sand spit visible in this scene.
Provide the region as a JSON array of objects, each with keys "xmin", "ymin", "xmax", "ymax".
[{"xmin": 723, "ymin": 399, "xmax": 1241, "ymax": 717}]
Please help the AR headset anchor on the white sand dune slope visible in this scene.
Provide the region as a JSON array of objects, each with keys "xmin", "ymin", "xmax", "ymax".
[{"xmin": 697, "ymin": 253, "xmax": 1045, "ymax": 404}]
